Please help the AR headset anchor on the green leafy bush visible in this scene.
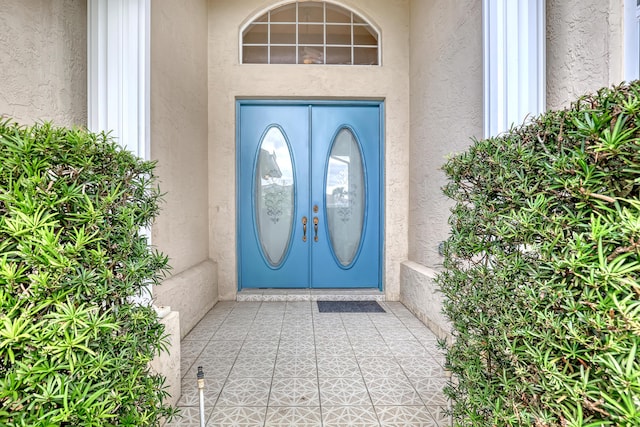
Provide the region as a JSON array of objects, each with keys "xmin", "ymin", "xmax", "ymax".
[
  {"xmin": 439, "ymin": 82, "xmax": 640, "ymax": 426},
  {"xmin": 0, "ymin": 120, "xmax": 175, "ymax": 426}
]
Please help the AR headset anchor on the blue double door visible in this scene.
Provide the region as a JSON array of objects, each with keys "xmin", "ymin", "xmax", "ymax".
[{"xmin": 237, "ymin": 102, "xmax": 383, "ymax": 289}]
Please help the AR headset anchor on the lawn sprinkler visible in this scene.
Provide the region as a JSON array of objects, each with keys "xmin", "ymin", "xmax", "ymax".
[{"xmin": 197, "ymin": 366, "xmax": 205, "ymax": 427}]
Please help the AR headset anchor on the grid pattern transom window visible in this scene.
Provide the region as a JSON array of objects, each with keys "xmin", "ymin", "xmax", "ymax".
[{"xmin": 242, "ymin": 2, "xmax": 379, "ymax": 65}]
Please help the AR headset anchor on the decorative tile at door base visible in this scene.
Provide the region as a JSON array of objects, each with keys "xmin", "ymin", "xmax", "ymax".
[
  {"xmin": 273, "ymin": 356, "xmax": 318, "ymax": 377},
  {"xmin": 165, "ymin": 407, "xmax": 213, "ymax": 427},
  {"xmin": 374, "ymin": 405, "xmax": 438, "ymax": 427},
  {"xmin": 316, "ymin": 356, "xmax": 360, "ymax": 378},
  {"xmin": 322, "ymin": 405, "xmax": 381, "ymax": 427},
  {"xmin": 350, "ymin": 340, "xmax": 392, "ymax": 358},
  {"xmin": 377, "ymin": 327, "xmax": 417, "ymax": 341},
  {"xmin": 365, "ymin": 376, "xmax": 423, "ymax": 406},
  {"xmin": 319, "ymin": 376, "xmax": 371, "ymax": 406},
  {"xmin": 182, "ymin": 324, "xmax": 219, "ymax": 341},
  {"xmin": 279, "ymin": 329, "xmax": 315, "ymax": 342},
  {"xmin": 207, "ymin": 406, "xmax": 267, "ymax": 427},
  {"xmin": 239, "ymin": 340, "xmax": 280, "ymax": 358},
  {"xmin": 386, "ymin": 339, "xmax": 431, "ymax": 357},
  {"xmin": 264, "ymin": 406, "xmax": 322, "ymax": 427},
  {"xmin": 276, "ymin": 340, "xmax": 316, "ymax": 357},
  {"xmin": 409, "ymin": 377, "xmax": 449, "ymax": 406},
  {"xmin": 246, "ymin": 326, "xmax": 283, "ymax": 341},
  {"xmin": 396, "ymin": 356, "xmax": 448, "ymax": 378},
  {"xmin": 313, "ymin": 325, "xmax": 349, "ymax": 338},
  {"xmin": 314, "ymin": 340, "xmax": 354, "ymax": 357},
  {"xmin": 268, "ymin": 377, "xmax": 320, "ymax": 407},
  {"xmin": 229, "ymin": 356, "xmax": 276, "ymax": 378},
  {"xmin": 216, "ymin": 377, "xmax": 271, "ymax": 407},
  {"xmin": 183, "ymin": 355, "xmax": 234, "ymax": 380},
  {"xmin": 211, "ymin": 327, "xmax": 250, "ymax": 341},
  {"xmin": 180, "ymin": 340, "xmax": 208, "ymax": 366},
  {"xmin": 203, "ymin": 340, "xmax": 244, "ymax": 358},
  {"xmin": 173, "ymin": 301, "xmax": 452, "ymax": 427},
  {"xmin": 356, "ymin": 357, "xmax": 405, "ymax": 379}
]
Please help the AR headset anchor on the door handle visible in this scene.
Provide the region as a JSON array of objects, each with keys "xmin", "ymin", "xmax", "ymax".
[
  {"xmin": 302, "ymin": 216, "xmax": 308, "ymax": 242},
  {"xmin": 313, "ymin": 217, "xmax": 319, "ymax": 242}
]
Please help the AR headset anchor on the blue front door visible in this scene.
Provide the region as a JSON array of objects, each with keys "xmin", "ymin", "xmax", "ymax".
[{"xmin": 237, "ymin": 101, "xmax": 383, "ymax": 289}]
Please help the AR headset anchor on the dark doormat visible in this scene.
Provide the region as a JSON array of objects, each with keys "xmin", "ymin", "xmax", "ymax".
[{"xmin": 317, "ymin": 301, "xmax": 386, "ymax": 313}]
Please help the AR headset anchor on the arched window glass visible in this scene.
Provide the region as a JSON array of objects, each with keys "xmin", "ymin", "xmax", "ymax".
[{"xmin": 242, "ymin": 1, "xmax": 379, "ymax": 65}]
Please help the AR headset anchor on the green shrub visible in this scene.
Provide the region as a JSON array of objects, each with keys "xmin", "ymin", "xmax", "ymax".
[
  {"xmin": 0, "ymin": 120, "xmax": 175, "ymax": 426},
  {"xmin": 439, "ymin": 82, "xmax": 640, "ymax": 426}
]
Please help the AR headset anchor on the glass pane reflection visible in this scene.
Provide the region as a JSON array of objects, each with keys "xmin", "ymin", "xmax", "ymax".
[
  {"xmin": 255, "ymin": 127, "xmax": 295, "ymax": 266},
  {"xmin": 326, "ymin": 128, "xmax": 365, "ymax": 266}
]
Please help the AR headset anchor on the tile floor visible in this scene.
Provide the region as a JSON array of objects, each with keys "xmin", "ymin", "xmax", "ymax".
[{"xmin": 167, "ymin": 301, "xmax": 451, "ymax": 427}]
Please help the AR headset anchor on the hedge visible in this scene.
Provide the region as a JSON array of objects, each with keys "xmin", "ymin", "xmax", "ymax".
[
  {"xmin": 0, "ymin": 121, "xmax": 175, "ymax": 426},
  {"xmin": 439, "ymin": 82, "xmax": 640, "ymax": 426}
]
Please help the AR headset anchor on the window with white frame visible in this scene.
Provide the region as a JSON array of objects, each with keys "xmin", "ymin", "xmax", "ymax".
[
  {"xmin": 241, "ymin": 1, "xmax": 379, "ymax": 65},
  {"xmin": 624, "ymin": 0, "xmax": 640, "ymax": 80}
]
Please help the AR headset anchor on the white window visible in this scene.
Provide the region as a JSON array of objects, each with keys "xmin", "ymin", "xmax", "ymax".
[
  {"xmin": 241, "ymin": 1, "xmax": 379, "ymax": 65},
  {"xmin": 482, "ymin": 0, "xmax": 545, "ymax": 137},
  {"xmin": 624, "ymin": 0, "xmax": 640, "ymax": 80}
]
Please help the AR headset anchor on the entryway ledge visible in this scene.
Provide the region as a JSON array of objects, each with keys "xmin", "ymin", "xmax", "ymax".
[
  {"xmin": 237, "ymin": 288, "xmax": 385, "ymax": 302},
  {"xmin": 400, "ymin": 261, "xmax": 453, "ymax": 342}
]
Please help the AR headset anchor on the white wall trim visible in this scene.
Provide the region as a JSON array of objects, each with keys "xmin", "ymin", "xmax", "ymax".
[
  {"xmin": 483, "ymin": 0, "xmax": 545, "ymax": 138},
  {"xmin": 88, "ymin": 0, "xmax": 150, "ymax": 160},
  {"xmin": 87, "ymin": 0, "xmax": 152, "ymax": 301},
  {"xmin": 624, "ymin": 0, "xmax": 640, "ymax": 81}
]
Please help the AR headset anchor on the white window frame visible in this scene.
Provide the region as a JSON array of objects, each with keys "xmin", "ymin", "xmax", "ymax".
[
  {"xmin": 624, "ymin": 0, "xmax": 640, "ymax": 81},
  {"xmin": 88, "ymin": 0, "xmax": 150, "ymax": 160},
  {"xmin": 239, "ymin": 0, "xmax": 381, "ymax": 65},
  {"xmin": 87, "ymin": 0, "xmax": 152, "ymax": 302},
  {"xmin": 483, "ymin": 0, "xmax": 546, "ymax": 138}
]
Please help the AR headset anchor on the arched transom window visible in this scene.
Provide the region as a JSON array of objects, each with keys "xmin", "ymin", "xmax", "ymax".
[{"xmin": 241, "ymin": 1, "xmax": 379, "ymax": 65}]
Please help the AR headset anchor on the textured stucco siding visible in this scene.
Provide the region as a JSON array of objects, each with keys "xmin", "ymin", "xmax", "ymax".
[
  {"xmin": 0, "ymin": 0, "xmax": 87, "ymax": 127},
  {"xmin": 546, "ymin": 0, "xmax": 624, "ymax": 110},
  {"xmin": 208, "ymin": 0, "xmax": 411, "ymax": 301},
  {"xmin": 408, "ymin": 0, "xmax": 483, "ymax": 268},
  {"xmin": 151, "ymin": 0, "xmax": 216, "ymax": 334},
  {"xmin": 404, "ymin": 0, "xmax": 482, "ymax": 335}
]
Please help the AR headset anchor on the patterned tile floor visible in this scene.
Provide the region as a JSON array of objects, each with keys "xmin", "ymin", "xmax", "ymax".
[{"xmin": 167, "ymin": 301, "xmax": 451, "ymax": 427}]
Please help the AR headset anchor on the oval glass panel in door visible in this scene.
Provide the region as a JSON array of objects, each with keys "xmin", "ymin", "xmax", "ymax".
[
  {"xmin": 255, "ymin": 127, "xmax": 295, "ymax": 267},
  {"xmin": 325, "ymin": 128, "xmax": 365, "ymax": 266}
]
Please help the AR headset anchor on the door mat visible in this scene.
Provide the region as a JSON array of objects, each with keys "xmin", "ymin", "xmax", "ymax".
[{"xmin": 317, "ymin": 301, "xmax": 385, "ymax": 313}]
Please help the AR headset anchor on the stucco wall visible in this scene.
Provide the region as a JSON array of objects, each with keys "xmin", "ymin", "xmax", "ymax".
[
  {"xmin": 546, "ymin": 0, "xmax": 624, "ymax": 110},
  {"xmin": 403, "ymin": 0, "xmax": 483, "ymax": 336},
  {"xmin": 408, "ymin": 0, "xmax": 483, "ymax": 267},
  {"xmin": 0, "ymin": 0, "xmax": 86, "ymax": 127},
  {"xmin": 151, "ymin": 0, "xmax": 216, "ymax": 335},
  {"xmin": 208, "ymin": 0, "xmax": 411, "ymax": 300}
]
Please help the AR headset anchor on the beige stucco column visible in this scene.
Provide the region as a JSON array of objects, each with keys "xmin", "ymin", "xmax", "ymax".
[{"xmin": 404, "ymin": 0, "xmax": 484, "ymax": 340}]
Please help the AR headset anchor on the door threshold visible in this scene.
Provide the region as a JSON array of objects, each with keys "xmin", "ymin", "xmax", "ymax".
[{"xmin": 236, "ymin": 288, "xmax": 385, "ymax": 302}]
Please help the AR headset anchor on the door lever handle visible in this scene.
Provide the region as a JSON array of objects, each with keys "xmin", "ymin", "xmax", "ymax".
[
  {"xmin": 313, "ymin": 217, "xmax": 319, "ymax": 242},
  {"xmin": 302, "ymin": 216, "xmax": 308, "ymax": 242}
]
